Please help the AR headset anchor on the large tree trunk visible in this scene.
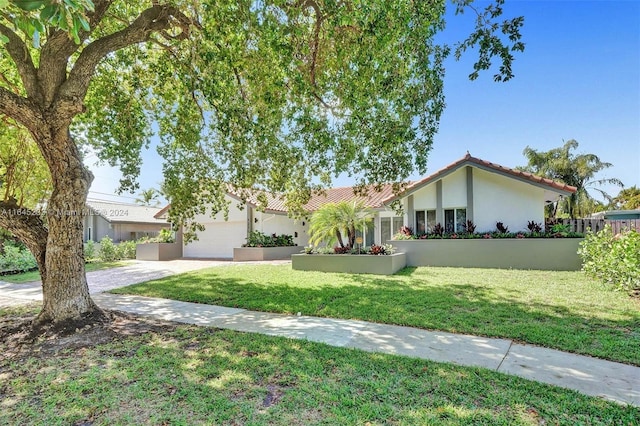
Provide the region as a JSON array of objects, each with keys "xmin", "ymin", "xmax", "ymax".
[{"xmin": 36, "ymin": 128, "xmax": 100, "ymax": 325}]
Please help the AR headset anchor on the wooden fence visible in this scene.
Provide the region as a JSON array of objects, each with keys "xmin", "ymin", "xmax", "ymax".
[{"xmin": 548, "ymin": 218, "xmax": 639, "ymax": 234}]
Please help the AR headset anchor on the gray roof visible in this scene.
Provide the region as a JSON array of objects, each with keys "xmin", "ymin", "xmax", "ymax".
[{"xmin": 86, "ymin": 201, "xmax": 169, "ymax": 225}]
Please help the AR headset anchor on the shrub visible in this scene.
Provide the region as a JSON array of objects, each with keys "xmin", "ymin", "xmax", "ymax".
[
  {"xmin": 463, "ymin": 220, "xmax": 476, "ymax": 234},
  {"xmin": 97, "ymin": 236, "xmax": 119, "ymax": 262},
  {"xmin": 333, "ymin": 245, "xmax": 351, "ymax": 254},
  {"xmin": 432, "ymin": 223, "xmax": 444, "ymax": 237},
  {"xmin": 243, "ymin": 231, "xmax": 294, "ymax": 247},
  {"xmin": 84, "ymin": 240, "xmax": 96, "ymax": 261},
  {"xmin": 117, "ymin": 240, "xmax": 137, "ymax": 259},
  {"xmin": 368, "ymin": 244, "xmax": 385, "ymax": 255},
  {"xmin": 0, "ymin": 244, "xmax": 37, "ymax": 273},
  {"xmin": 155, "ymin": 229, "xmax": 175, "ymax": 243},
  {"xmin": 579, "ymin": 225, "xmax": 640, "ymax": 293}
]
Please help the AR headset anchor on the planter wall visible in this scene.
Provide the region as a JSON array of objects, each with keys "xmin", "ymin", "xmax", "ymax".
[
  {"xmin": 136, "ymin": 242, "xmax": 183, "ymax": 261},
  {"xmin": 391, "ymin": 238, "xmax": 583, "ymax": 271},
  {"xmin": 233, "ymin": 246, "xmax": 302, "ymax": 262},
  {"xmin": 292, "ymin": 253, "xmax": 407, "ymax": 275}
]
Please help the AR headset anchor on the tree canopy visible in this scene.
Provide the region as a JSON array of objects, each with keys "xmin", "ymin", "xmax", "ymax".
[
  {"xmin": 611, "ymin": 186, "xmax": 640, "ymax": 211},
  {"xmin": 0, "ymin": 0, "xmax": 524, "ymax": 326},
  {"xmin": 521, "ymin": 140, "xmax": 623, "ymax": 218}
]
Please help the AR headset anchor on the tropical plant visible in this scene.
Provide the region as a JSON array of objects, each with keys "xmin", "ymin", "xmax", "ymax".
[
  {"xmin": 308, "ymin": 201, "xmax": 374, "ymax": 248},
  {"xmin": 463, "ymin": 220, "xmax": 476, "ymax": 234},
  {"xmin": 611, "ymin": 186, "xmax": 640, "ymax": 210},
  {"xmin": 520, "ymin": 140, "xmax": 623, "ymax": 218},
  {"xmin": 135, "ymin": 188, "xmax": 161, "ymax": 207},
  {"xmin": 496, "ymin": 221, "xmax": 509, "ymax": 233},
  {"xmin": 527, "ymin": 220, "xmax": 542, "ymax": 233}
]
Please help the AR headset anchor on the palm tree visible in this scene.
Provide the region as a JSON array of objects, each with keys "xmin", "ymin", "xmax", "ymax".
[
  {"xmin": 135, "ymin": 188, "xmax": 161, "ymax": 207},
  {"xmin": 611, "ymin": 186, "xmax": 640, "ymax": 210},
  {"xmin": 521, "ymin": 140, "xmax": 623, "ymax": 218},
  {"xmin": 308, "ymin": 200, "xmax": 374, "ymax": 248}
]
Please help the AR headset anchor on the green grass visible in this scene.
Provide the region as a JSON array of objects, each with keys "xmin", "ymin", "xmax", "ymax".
[
  {"xmin": 1, "ymin": 261, "xmax": 131, "ymax": 284},
  {"xmin": 112, "ymin": 265, "xmax": 640, "ymax": 365},
  {"xmin": 1, "ymin": 307, "xmax": 637, "ymax": 425}
]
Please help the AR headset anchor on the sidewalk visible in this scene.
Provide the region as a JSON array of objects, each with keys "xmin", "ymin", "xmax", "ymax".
[{"xmin": 92, "ymin": 292, "xmax": 640, "ymax": 407}]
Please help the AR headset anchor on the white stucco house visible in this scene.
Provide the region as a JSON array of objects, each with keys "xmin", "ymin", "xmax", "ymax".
[
  {"xmin": 83, "ymin": 201, "xmax": 171, "ymax": 243},
  {"xmin": 157, "ymin": 153, "xmax": 576, "ymax": 259}
]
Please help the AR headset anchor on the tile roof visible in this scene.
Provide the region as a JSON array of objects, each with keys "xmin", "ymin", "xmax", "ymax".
[
  {"xmin": 382, "ymin": 152, "xmax": 577, "ymax": 204},
  {"xmin": 227, "ymin": 184, "xmax": 400, "ymax": 213},
  {"xmin": 87, "ymin": 201, "xmax": 169, "ymax": 225}
]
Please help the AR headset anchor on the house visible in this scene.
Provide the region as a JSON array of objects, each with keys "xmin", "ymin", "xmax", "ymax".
[
  {"xmin": 160, "ymin": 153, "xmax": 576, "ymax": 259},
  {"xmin": 83, "ymin": 201, "xmax": 171, "ymax": 243}
]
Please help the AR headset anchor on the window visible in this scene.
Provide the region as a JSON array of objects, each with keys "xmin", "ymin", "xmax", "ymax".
[
  {"xmin": 444, "ymin": 208, "xmax": 466, "ymax": 233},
  {"xmin": 381, "ymin": 216, "xmax": 403, "ymax": 243},
  {"xmin": 356, "ymin": 225, "xmax": 376, "ymax": 247},
  {"xmin": 415, "ymin": 210, "xmax": 436, "ymax": 234}
]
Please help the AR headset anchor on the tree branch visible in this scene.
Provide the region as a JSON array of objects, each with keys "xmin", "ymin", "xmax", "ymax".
[
  {"xmin": 38, "ymin": 0, "xmax": 115, "ymax": 107},
  {"xmin": 59, "ymin": 4, "xmax": 193, "ymax": 104},
  {"xmin": 0, "ymin": 198, "xmax": 48, "ymax": 282},
  {"xmin": 0, "ymin": 87, "xmax": 45, "ymax": 134},
  {"xmin": 0, "ymin": 23, "xmax": 40, "ymax": 101}
]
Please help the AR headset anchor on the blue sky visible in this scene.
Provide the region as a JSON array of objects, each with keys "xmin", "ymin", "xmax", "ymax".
[{"xmin": 88, "ymin": 0, "xmax": 640, "ymax": 205}]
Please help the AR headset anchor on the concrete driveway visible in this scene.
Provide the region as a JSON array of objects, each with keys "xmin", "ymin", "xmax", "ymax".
[{"xmin": 0, "ymin": 259, "xmax": 285, "ymax": 307}]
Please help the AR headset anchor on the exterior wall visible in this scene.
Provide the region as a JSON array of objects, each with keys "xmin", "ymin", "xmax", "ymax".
[
  {"xmin": 412, "ymin": 184, "xmax": 437, "ymax": 210},
  {"xmin": 392, "ymin": 239, "xmax": 583, "ymax": 271},
  {"xmin": 83, "ymin": 214, "xmax": 113, "ymax": 242},
  {"xmin": 473, "ymin": 169, "xmax": 545, "ymax": 232},
  {"xmin": 233, "ymin": 246, "xmax": 302, "ymax": 261},
  {"xmin": 254, "ymin": 211, "xmax": 309, "ymax": 247},
  {"xmin": 441, "ymin": 169, "xmax": 467, "ymax": 208},
  {"xmin": 292, "ymin": 253, "xmax": 407, "ymax": 275},
  {"xmin": 136, "ymin": 242, "xmax": 183, "ymax": 261}
]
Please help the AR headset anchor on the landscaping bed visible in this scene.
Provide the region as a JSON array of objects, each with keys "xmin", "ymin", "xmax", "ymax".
[
  {"xmin": 292, "ymin": 252, "xmax": 406, "ymax": 275},
  {"xmin": 234, "ymin": 246, "xmax": 302, "ymax": 261},
  {"xmin": 392, "ymin": 238, "xmax": 583, "ymax": 271}
]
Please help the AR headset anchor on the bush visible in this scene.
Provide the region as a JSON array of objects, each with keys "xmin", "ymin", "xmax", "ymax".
[
  {"xmin": 243, "ymin": 231, "xmax": 294, "ymax": 247},
  {"xmin": 117, "ymin": 240, "xmax": 137, "ymax": 259},
  {"xmin": 0, "ymin": 244, "xmax": 37, "ymax": 273},
  {"xmin": 579, "ymin": 225, "xmax": 640, "ymax": 293},
  {"xmin": 97, "ymin": 236, "xmax": 119, "ymax": 262},
  {"xmin": 84, "ymin": 240, "xmax": 96, "ymax": 262}
]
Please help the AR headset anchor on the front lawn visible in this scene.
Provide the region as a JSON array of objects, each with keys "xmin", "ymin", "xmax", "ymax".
[
  {"xmin": 1, "ymin": 306, "xmax": 637, "ymax": 425},
  {"xmin": 112, "ymin": 265, "xmax": 640, "ymax": 365},
  {"xmin": 1, "ymin": 261, "xmax": 131, "ymax": 284}
]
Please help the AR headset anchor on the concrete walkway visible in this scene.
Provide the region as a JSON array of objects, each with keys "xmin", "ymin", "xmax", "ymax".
[{"xmin": 1, "ymin": 260, "xmax": 638, "ymax": 407}]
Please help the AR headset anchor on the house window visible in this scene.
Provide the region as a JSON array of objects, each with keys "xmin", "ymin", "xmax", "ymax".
[
  {"xmin": 380, "ymin": 216, "xmax": 403, "ymax": 243},
  {"xmin": 444, "ymin": 208, "xmax": 466, "ymax": 233},
  {"xmin": 415, "ymin": 210, "xmax": 436, "ymax": 234},
  {"xmin": 355, "ymin": 224, "xmax": 376, "ymax": 247}
]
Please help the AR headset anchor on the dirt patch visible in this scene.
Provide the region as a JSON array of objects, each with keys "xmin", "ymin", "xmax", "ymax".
[{"xmin": 0, "ymin": 308, "xmax": 178, "ymax": 361}]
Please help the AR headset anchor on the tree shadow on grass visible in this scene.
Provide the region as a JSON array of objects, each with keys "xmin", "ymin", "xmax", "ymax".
[{"xmin": 114, "ymin": 269, "xmax": 640, "ymax": 365}]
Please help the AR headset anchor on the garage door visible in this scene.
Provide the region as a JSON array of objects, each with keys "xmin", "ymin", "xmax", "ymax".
[{"xmin": 183, "ymin": 221, "xmax": 246, "ymax": 258}]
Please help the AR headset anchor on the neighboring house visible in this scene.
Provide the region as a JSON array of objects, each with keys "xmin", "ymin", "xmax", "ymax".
[
  {"xmin": 159, "ymin": 153, "xmax": 576, "ymax": 259},
  {"xmin": 589, "ymin": 210, "xmax": 640, "ymax": 221},
  {"xmin": 83, "ymin": 201, "xmax": 171, "ymax": 243}
]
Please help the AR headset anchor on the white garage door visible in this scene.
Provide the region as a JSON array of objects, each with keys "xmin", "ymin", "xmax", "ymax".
[{"xmin": 183, "ymin": 221, "xmax": 246, "ymax": 258}]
